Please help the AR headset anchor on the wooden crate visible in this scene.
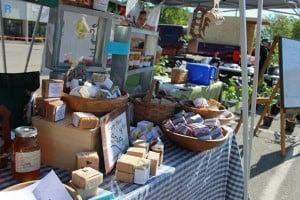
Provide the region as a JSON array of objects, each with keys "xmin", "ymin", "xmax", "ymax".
[{"xmin": 32, "ymin": 115, "xmax": 99, "ymax": 171}]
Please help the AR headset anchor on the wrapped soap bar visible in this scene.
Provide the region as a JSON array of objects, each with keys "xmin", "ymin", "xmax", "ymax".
[
  {"xmin": 193, "ymin": 98, "xmax": 208, "ymax": 107},
  {"xmin": 45, "ymin": 100, "xmax": 66, "ymax": 122},
  {"xmin": 134, "ymin": 164, "xmax": 150, "ymax": 185},
  {"xmin": 91, "ymin": 73, "xmax": 109, "ymax": 82},
  {"xmin": 42, "ymin": 79, "xmax": 64, "ymax": 98},
  {"xmin": 172, "ymin": 116, "xmax": 187, "ymax": 126},
  {"xmin": 147, "ymin": 151, "xmax": 160, "ymax": 176},
  {"xmin": 97, "ymin": 77, "xmax": 113, "ymax": 90},
  {"xmin": 184, "ymin": 112, "xmax": 196, "ymax": 118},
  {"xmin": 133, "ymin": 139, "xmax": 149, "ymax": 152},
  {"xmin": 70, "ymin": 79, "xmax": 80, "ymax": 90},
  {"xmin": 72, "ymin": 167, "xmax": 103, "ymax": 190},
  {"xmin": 84, "ymin": 81, "xmax": 98, "ymax": 98},
  {"xmin": 36, "ymin": 97, "xmax": 60, "ymax": 117},
  {"xmin": 175, "ymin": 123, "xmax": 192, "ymax": 136},
  {"xmin": 186, "ymin": 114, "xmax": 204, "ymax": 124},
  {"xmin": 69, "ymin": 181, "xmax": 99, "ymax": 200},
  {"xmin": 164, "ymin": 120, "xmax": 175, "ymax": 131},
  {"xmin": 151, "ymin": 138, "xmax": 164, "ymax": 165},
  {"xmin": 88, "ymin": 188, "xmax": 114, "ymax": 200},
  {"xmin": 95, "ymin": 89, "xmax": 112, "ymax": 99},
  {"xmin": 110, "ymin": 86, "xmax": 121, "ymax": 97},
  {"xmin": 130, "ymin": 127, "xmax": 143, "ymax": 141},
  {"xmin": 116, "ymin": 154, "xmax": 150, "ymax": 174},
  {"xmin": 137, "ymin": 121, "xmax": 154, "ymax": 131},
  {"xmin": 204, "ymin": 119, "xmax": 221, "ymax": 127},
  {"xmin": 139, "ymin": 128, "xmax": 159, "ymax": 143},
  {"xmin": 127, "ymin": 147, "xmax": 147, "ymax": 158},
  {"xmin": 76, "ymin": 151, "xmax": 99, "ymax": 170},
  {"xmin": 174, "ymin": 110, "xmax": 186, "ymax": 119},
  {"xmin": 210, "ymin": 127, "xmax": 223, "ymax": 140},
  {"xmin": 116, "ymin": 170, "xmax": 134, "ymax": 183},
  {"xmin": 73, "ymin": 112, "xmax": 99, "ymax": 129}
]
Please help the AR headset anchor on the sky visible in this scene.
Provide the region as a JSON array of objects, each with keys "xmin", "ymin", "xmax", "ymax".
[{"xmin": 221, "ymin": 9, "xmax": 299, "ymax": 18}]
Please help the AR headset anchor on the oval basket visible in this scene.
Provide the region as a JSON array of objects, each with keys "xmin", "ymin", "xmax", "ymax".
[
  {"xmin": 130, "ymin": 93, "xmax": 177, "ymax": 125},
  {"xmin": 218, "ymin": 111, "xmax": 235, "ymax": 125},
  {"xmin": 162, "ymin": 124, "xmax": 229, "ymax": 151},
  {"xmin": 180, "ymin": 100, "xmax": 225, "ymax": 119},
  {"xmin": 62, "ymin": 90, "xmax": 129, "ymax": 113},
  {"xmin": 2, "ymin": 181, "xmax": 82, "ymax": 200}
]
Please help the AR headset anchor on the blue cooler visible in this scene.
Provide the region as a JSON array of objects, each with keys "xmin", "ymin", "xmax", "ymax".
[{"xmin": 186, "ymin": 63, "xmax": 217, "ymax": 86}]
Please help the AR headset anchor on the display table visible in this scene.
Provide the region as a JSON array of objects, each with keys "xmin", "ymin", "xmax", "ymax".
[
  {"xmin": 154, "ymin": 76, "xmax": 223, "ymax": 100},
  {"xmin": 0, "ymin": 127, "xmax": 244, "ymax": 199}
]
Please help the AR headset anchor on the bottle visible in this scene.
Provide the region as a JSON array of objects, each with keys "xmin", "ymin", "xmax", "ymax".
[{"xmin": 12, "ymin": 127, "xmax": 41, "ymax": 182}]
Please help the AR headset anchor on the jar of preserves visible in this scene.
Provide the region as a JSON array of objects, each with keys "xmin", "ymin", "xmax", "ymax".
[{"xmin": 12, "ymin": 126, "xmax": 41, "ymax": 182}]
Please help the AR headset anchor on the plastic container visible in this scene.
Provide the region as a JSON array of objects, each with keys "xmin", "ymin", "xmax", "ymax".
[{"xmin": 186, "ymin": 63, "xmax": 217, "ymax": 86}]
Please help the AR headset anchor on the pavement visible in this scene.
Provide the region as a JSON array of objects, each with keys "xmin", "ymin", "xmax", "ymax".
[{"xmin": 1, "ymin": 41, "xmax": 300, "ymax": 200}]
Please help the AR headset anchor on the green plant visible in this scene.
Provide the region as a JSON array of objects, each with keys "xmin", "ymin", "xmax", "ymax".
[
  {"xmin": 154, "ymin": 55, "xmax": 169, "ymax": 76},
  {"xmin": 257, "ymin": 81, "xmax": 272, "ymax": 98},
  {"xmin": 178, "ymin": 34, "xmax": 192, "ymax": 49}
]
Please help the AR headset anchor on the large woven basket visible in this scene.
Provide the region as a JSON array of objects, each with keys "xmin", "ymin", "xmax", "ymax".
[
  {"xmin": 162, "ymin": 123, "xmax": 229, "ymax": 151},
  {"xmin": 180, "ymin": 100, "xmax": 225, "ymax": 119},
  {"xmin": 62, "ymin": 90, "xmax": 129, "ymax": 113},
  {"xmin": 130, "ymin": 81, "xmax": 177, "ymax": 124},
  {"xmin": 2, "ymin": 181, "xmax": 82, "ymax": 200},
  {"xmin": 171, "ymin": 68, "xmax": 188, "ymax": 84}
]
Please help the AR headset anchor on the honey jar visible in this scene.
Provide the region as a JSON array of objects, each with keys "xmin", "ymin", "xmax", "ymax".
[{"xmin": 12, "ymin": 126, "xmax": 41, "ymax": 182}]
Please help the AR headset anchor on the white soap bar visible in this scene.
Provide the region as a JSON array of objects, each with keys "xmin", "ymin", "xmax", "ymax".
[
  {"xmin": 97, "ymin": 77, "xmax": 113, "ymax": 90},
  {"xmin": 134, "ymin": 166, "xmax": 150, "ymax": 185}
]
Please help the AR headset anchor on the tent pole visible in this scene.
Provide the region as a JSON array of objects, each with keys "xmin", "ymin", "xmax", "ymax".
[
  {"xmin": 24, "ymin": 5, "xmax": 43, "ymax": 73},
  {"xmin": 249, "ymin": 0, "xmax": 264, "ymax": 181},
  {"xmin": 239, "ymin": 0, "xmax": 249, "ymax": 200},
  {"xmin": 0, "ymin": 0, "xmax": 7, "ymax": 73}
]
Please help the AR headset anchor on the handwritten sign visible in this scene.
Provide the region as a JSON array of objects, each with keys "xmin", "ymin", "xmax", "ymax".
[
  {"xmin": 279, "ymin": 37, "xmax": 300, "ymax": 109},
  {"xmin": 100, "ymin": 106, "xmax": 129, "ymax": 174}
]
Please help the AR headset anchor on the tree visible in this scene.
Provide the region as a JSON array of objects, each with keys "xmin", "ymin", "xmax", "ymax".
[
  {"xmin": 292, "ymin": 19, "xmax": 300, "ymax": 39},
  {"xmin": 159, "ymin": 7, "xmax": 189, "ymax": 25},
  {"xmin": 268, "ymin": 15, "xmax": 295, "ymax": 38}
]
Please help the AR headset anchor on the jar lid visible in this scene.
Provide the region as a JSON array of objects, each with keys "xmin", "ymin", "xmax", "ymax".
[{"xmin": 15, "ymin": 126, "xmax": 37, "ymax": 138}]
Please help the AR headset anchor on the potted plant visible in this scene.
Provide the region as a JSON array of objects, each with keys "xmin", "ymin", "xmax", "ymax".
[
  {"xmin": 286, "ymin": 114, "xmax": 297, "ymax": 133},
  {"xmin": 256, "ymin": 81, "xmax": 272, "ymax": 112},
  {"xmin": 270, "ymin": 91, "xmax": 280, "ymax": 116},
  {"xmin": 263, "ymin": 114, "xmax": 274, "ymax": 128},
  {"xmin": 222, "ymin": 78, "xmax": 240, "ymax": 110}
]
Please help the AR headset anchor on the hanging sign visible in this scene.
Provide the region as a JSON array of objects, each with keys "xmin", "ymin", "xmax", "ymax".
[{"xmin": 23, "ymin": 0, "xmax": 58, "ymax": 8}]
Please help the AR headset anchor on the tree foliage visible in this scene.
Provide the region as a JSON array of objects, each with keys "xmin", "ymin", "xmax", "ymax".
[
  {"xmin": 159, "ymin": 7, "xmax": 189, "ymax": 25},
  {"xmin": 292, "ymin": 19, "xmax": 300, "ymax": 39}
]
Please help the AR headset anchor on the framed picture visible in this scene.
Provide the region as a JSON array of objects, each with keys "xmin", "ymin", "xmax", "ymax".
[{"xmin": 100, "ymin": 106, "xmax": 130, "ymax": 175}]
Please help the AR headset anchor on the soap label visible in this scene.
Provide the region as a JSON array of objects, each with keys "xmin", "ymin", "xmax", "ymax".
[
  {"xmin": 73, "ymin": 113, "xmax": 81, "ymax": 127},
  {"xmin": 55, "ymin": 104, "xmax": 66, "ymax": 121},
  {"xmin": 15, "ymin": 150, "xmax": 41, "ymax": 173},
  {"xmin": 48, "ymin": 83, "xmax": 63, "ymax": 98}
]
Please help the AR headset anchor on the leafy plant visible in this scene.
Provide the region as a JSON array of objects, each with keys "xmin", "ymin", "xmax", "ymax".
[
  {"xmin": 178, "ymin": 34, "xmax": 192, "ymax": 50},
  {"xmin": 257, "ymin": 81, "xmax": 272, "ymax": 98},
  {"xmin": 154, "ymin": 55, "xmax": 169, "ymax": 76},
  {"xmin": 159, "ymin": 7, "xmax": 189, "ymax": 25}
]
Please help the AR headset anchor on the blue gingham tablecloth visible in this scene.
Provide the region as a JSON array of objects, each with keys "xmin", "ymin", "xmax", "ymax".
[{"xmin": 0, "ymin": 126, "xmax": 244, "ymax": 200}]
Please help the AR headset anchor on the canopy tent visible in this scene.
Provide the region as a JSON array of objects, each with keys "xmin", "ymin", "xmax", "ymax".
[{"xmin": 148, "ymin": 0, "xmax": 300, "ymax": 9}]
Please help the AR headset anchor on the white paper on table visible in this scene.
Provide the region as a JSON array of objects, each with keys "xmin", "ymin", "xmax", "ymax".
[
  {"xmin": 33, "ymin": 170, "xmax": 72, "ymax": 200},
  {"xmin": 0, "ymin": 181, "xmax": 38, "ymax": 200}
]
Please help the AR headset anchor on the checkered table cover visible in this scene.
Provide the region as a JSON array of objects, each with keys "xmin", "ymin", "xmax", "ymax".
[{"xmin": 0, "ymin": 127, "xmax": 244, "ymax": 200}]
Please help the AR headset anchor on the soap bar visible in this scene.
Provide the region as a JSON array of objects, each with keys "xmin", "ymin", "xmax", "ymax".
[
  {"xmin": 115, "ymin": 170, "xmax": 134, "ymax": 183},
  {"xmin": 45, "ymin": 100, "xmax": 66, "ymax": 122},
  {"xmin": 88, "ymin": 188, "xmax": 115, "ymax": 200},
  {"xmin": 35, "ymin": 97, "xmax": 60, "ymax": 117},
  {"xmin": 151, "ymin": 139, "xmax": 164, "ymax": 166},
  {"xmin": 73, "ymin": 112, "xmax": 99, "ymax": 129},
  {"xmin": 116, "ymin": 154, "xmax": 150, "ymax": 174},
  {"xmin": 76, "ymin": 152, "xmax": 99, "ymax": 170},
  {"xmin": 147, "ymin": 151, "xmax": 160, "ymax": 176},
  {"xmin": 132, "ymin": 139, "xmax": 149, "ymax": 152},
  {"xmin": 126, "ymin": 147, "xmax": 147, "ymax": 158},
  {"xmin": 72, "ymin": 167, "xmax": 103, "ymax": 190},
  {"xmin": 42, "ymin": 79, "xmax": 64, "ymax": 98},
  {"xmin": 134, "ymin": 165, "xmax": 150, "ymax": 185},
  {"xmin": 137, "ymin": 121, "xmax": 154, "ymax": 131},
  {"xmin": 91, "ymin": 73, "xmax": 109, "ymax": 83},
  {"xmin": 69, "ymin": 181, "xmax": 99, "ymax": 200}
]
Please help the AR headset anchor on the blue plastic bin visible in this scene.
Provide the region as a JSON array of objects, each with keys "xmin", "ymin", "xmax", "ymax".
[{"xmin": 186, "ymin": 63, "xmax": 216, "ymax": 86}]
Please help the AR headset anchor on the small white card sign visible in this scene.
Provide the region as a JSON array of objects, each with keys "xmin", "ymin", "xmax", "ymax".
[{"xmin": 100, "ymin": 106, "xmax": 130, "ymax": 174}]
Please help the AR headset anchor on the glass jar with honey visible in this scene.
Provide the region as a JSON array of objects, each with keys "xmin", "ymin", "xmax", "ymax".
[{"xmin": 12, "ymin": 126, "xmax": 41, "ymax": 182}]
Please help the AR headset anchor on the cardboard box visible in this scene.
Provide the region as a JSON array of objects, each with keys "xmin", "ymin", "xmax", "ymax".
[
  {"xmin": 147, "ymin": 151, "xmax": 160, "ymax": 176},
  {"xmin": 36, "ymin": 97, "xmax": 60, "ymax": 117},
  {"xmin": 73, "ymin": 112, "xmax": 99, "ymax": 129},
  {"xmin": 116, "ymin": 154, "xmax": 150, "ymax": 174},
  {"xmin": 72, "ymin": 167, "xmax": 103, "ymax": 190},
  {"xmin": 115, "ymin": 171, "xmax": 134, "ymax": 183},
  {"xmin": 42, "ymin": 79, "xmax": 64, "ymax": 98},
  {"xmin": 32, "ymin": 114, "xmax": 99, "ymax": 171},
  {"xmin": 151, "ymin": 143, "xmax": 164, "ymax": 166},
  {"xmin": 126, "ymin": 147, "xmax": 147, "ymax": 158},
  {"xmin": 69, "ymin": 181, "xmax": 100, "ymax": 200},
  {"xmin": 76, "ymin": 151, "xmax": 99, "ymax": 170},
  {"xmin": 45, "ymin": 100, "xmax": 66, "ymax": 122},
  {"xmin": 132, "ymin": 139, "xmax": 149, "ymax": 152}
]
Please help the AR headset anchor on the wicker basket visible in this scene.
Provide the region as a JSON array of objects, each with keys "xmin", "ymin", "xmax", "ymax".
[
  {"xmin": 2, "ymin": 181, "xmax": 82, "ymax": 200},
  {"xmin": 171, "ymin": 68, "xmax": 188, "ymax": 84},
  {"xmin": 180, "ymin": 100, "xmax": 225, "ymax": 119},
  {"xmin": 218, "ymin": 111, "xmax": 235, "ymax": 125},
  {"xmin": 162, "ymin": 124, "xmax": 229, "ymax": 151},
  {"xmin": 130, "ymin": 81, "xmax": 177, "ymax": 124},
  {"xmin": 62, "ymin": 90, "xmax": 129, "ymax": 113}
]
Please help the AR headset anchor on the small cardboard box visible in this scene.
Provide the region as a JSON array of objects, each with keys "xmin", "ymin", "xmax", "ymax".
[
  {"xmin": 116, "ymin": 154, "xmax": 150, "ymax": 174},
  {"xmin": 72, "ymin": 167, "xmax": 103, "ymax": 190},
  {"xmin": 69, "ymin": 181, "xmax": 99, "ymax": 200},
  {"xmin": 76, "ymin": 151, "xmax": 99, "ymax": 170},
  {"xmin": 115, "ymin": 171, "xmax": 134, "ymax": 183},
  {"xmin": 42, "ymin": 79, "xmax": 64, "ymax": 98},
  {"xmin": 147, "ymin": 151, "xmax": 160, "ymax": 176},
  {"xmin": 72, "ymin": 112, "xmax": 99, "ymax": 129},
  {"xmin": 36, "ymin": 97, "xmax": 60, "ymax": 117},
  {"xmin": 45, "ymin": 100, "xmax": 66, "ymax": 122},
  {"xmin": 132, "ymin": 139, "xmax": 149, "ymax": 152},
  {"xmin": 32, "ymin": 115, "xmax": 100, "ymax": 171},
  {"xmin": 126, "ymin": 147, "xmax": 147, "ymax": 158}
]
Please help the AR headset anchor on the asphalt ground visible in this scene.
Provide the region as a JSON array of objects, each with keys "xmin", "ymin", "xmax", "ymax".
[{"xmin": 1, "ymin": 41, "xmax": 299, "ymax": 200}]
